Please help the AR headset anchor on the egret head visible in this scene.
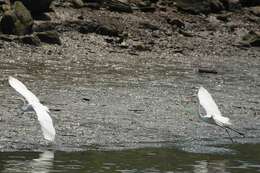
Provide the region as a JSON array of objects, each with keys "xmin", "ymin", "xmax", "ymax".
[{"xmin": 16, "ymin": 97, "xmax": 34, "ymax": 112}]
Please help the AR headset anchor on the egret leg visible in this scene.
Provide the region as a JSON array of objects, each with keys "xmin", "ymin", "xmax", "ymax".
[
  {"xmin": 215, "ymin": 124, "xmax": 235, "ymax": 143},
  {"xmin": 198, "ymin": 102, "xmax": 201, "ymax": 115},
  {"xmin": 198, "ymin": 102, "xmax": 203, "ymax": 117},
  {"xmin": 226, "ymin": 126, "xmax": 245, "ymax": 137},
  {"xmin": 16, "ymin": 97, "xmax": 31, "ymax": 115},
  {"xmin": 225, "ymin": 128, "xmax": 234, "ymax": 143},
  {"xmin": 21, "ymin": 104, "xmax": 34, "ymax": 112}
]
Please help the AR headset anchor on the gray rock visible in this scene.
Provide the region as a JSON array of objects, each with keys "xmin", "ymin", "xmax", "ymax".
[
  {"xmin": 10, "ymin": 0, "xmax": 54, "ymax": 13},
  {"xmin": 35, "ymin": 30, "xmax": 61, "ymax": 45},
  {"xmin": 0, "ymin": 1, "xmax": 33, "ymax": 35}
]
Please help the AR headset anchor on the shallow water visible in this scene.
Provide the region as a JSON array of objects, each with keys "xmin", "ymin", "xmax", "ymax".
[{"xmin": 1, "ymin": 143, "xmax": 260, "ymax": 173}]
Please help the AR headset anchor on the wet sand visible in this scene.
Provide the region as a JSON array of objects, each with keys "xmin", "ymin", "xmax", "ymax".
[{"xmin": 0, "ymin": 6, "xmax": 259, "ymax": 153}]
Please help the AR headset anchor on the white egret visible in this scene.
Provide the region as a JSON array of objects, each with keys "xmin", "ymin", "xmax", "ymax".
[
  {"xmin": 9, "ymin": 76, "xmax": 55, "ymax": 142},
  {"xmin": 197, "ymin": 86, "xmax": 244, "ymax": 142}
]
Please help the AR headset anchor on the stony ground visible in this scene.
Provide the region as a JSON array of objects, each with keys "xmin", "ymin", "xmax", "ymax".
[{"xmin": 0, "ymin": 3, "xmax": 259, "ymax": 153}]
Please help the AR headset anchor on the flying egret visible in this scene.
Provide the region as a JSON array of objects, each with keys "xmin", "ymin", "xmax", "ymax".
[
  {"xmin": 9, "ymin": 76, "xmax": 55, "ymax": 142},
  {"xmin": 197, "ymin": 86, "xmax": 244, "ymax": 142}
]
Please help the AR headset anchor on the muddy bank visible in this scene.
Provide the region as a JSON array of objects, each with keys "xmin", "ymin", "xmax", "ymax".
[{"xmin": 0, "ymin": 1, "xmax": 259, "ymax": 153}]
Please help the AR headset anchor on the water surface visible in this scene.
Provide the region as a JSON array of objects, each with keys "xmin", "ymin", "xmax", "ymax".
[{"xmin": 1, "ymin": 143, "xmax": 260, "ymax": 173}]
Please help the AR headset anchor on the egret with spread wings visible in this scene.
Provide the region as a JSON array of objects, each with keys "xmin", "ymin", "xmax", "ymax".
[
  {"xmin": 9, "ymin": 76, "xmax": 55, "ymax": 142},
  {"xmin": 197, "ymin": 86, "xmax": 244, "ymax": 142}
]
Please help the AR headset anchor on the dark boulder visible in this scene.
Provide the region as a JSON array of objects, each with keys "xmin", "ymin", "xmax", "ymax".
[
  {"xmin": 10, "ymin": 0, "xmax": 54, "ymax": 13},
  {"xmin": 0, "ymin": 1, "xmax": 33, "ymax": 35}
]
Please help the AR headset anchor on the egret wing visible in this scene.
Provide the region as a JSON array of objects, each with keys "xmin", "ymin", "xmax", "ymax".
[
  {"xmin": 9, "ymin": 76, "xmax": 40, "ymax": 104},
  {"xmin": 198, "ymin": 87, "xmax": 222, "ymax": 117},
  {"xmin": 33, "ymin": 103, "xmax": 56, "ymax": 142},
  {"xmin": 198, "ymin": 87, "xmax": 231, "ymax": 125}
]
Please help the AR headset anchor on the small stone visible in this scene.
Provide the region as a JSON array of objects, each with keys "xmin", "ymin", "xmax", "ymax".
[
  {"xmin": 20, "ymin": 34, "xmax": 41, "ymax": 46},
  {"xmin": 0, "ymin": 34, "xmax": 16, "ymax": 41},
  {"xmin": 223, "ymin": 0, "xmax": 241, "ymax": 10},
  {"xmin": 71, "ymin": 0, "xmax": 84, "ymax": 8},
  {"xmin": 251, "ymin": 6, "xmax": 260, "ymax": 17},
  {"xmin": 79, "ymin": 20, "xmax": 123, "ymax": 37},
  {"xmin": 119, "ymin": 41, "xmax": 128, "ymax": 48},
  {"xmin": 137, "ymin": 1, "xmax": 156, "ymax": 12},
  {"xmin": 33, "ymin": 21, "xmax": 55, "ymax": 32},
  {"xmin": 179, "ymin": 29, "xmax": 194, "ymax": 37},
  {"xmin": 167, "ymin": 18, "xmax": 185, "ymax": 28},
  {"xmin": 36, "ymin": 31, "xmax": 61, "ymax": 45},
  {"xmin": 2, "ymin": 4, "xmax": 11, "ymax": 11},
  {"xmin": 85, "ymin": 2, "xmax": 102, "ymax": 9},
  {"xmin": 216, "ymin": 13, "xmax": 232, "ymax": 22},
  {"xmin": 198, "ymin": 68, "xmax": 218, "ymax": 74},
  {"xmin": 241, "ymin": 30, "xmax": 260, "ymax": 47},
  {"xmin": 139, "ymin": 22, "xmax": 159, "ymax": 31},
  {"xmin": 175, "ymin": 0, "xmax": 224, "ymax": 14},
  {"xmin": 0, "ymin": 0, "xmax": 7, "ymax": 5},
  {"xmin": 132, "ymin": 41, "xmax": 150, "ymax": 51},
  {"xmin": 240, "ymin": 0, "xmax": 260, "ymax": 7},
  {"xmin": 106, "ymin": 0, "xmax": 133, "ymax": 13}
]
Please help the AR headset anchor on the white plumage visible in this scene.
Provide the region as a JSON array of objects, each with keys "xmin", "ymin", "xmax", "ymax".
[
  {"xmin": 9, "ymin": 76, "xmax": 55, "ymax": 142},
  {"xmin": 198, "ymin": 86, "xmax": 231, "ymax": 126},
  {"xmin": 197, "ymin": 86, "xmax": 244, "ymax": 142}
]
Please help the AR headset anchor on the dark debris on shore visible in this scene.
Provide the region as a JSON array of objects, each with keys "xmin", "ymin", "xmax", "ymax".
[{"xmin": 0, "ymin": 0, "xmax": 259, "ymax": 48}]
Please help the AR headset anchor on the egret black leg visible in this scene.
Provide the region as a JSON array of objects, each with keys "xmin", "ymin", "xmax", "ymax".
[
  {"xmin": 198, "ymin": 102, "xmax": 203, "ymax": 117},
  {"xmin": 198, "ymin": 102, "xmax": 201, "ymax": 115},
  {"xmin": 225, "ymin": 128, "xmax": 234, "ymax": 143},
  {"xmin": 226, "ymin": 126, "xmax": 245, "ymax": 137},
  {"xmin": 215, "ymin": 124, "xmax": 234, "ymax": 143}
]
